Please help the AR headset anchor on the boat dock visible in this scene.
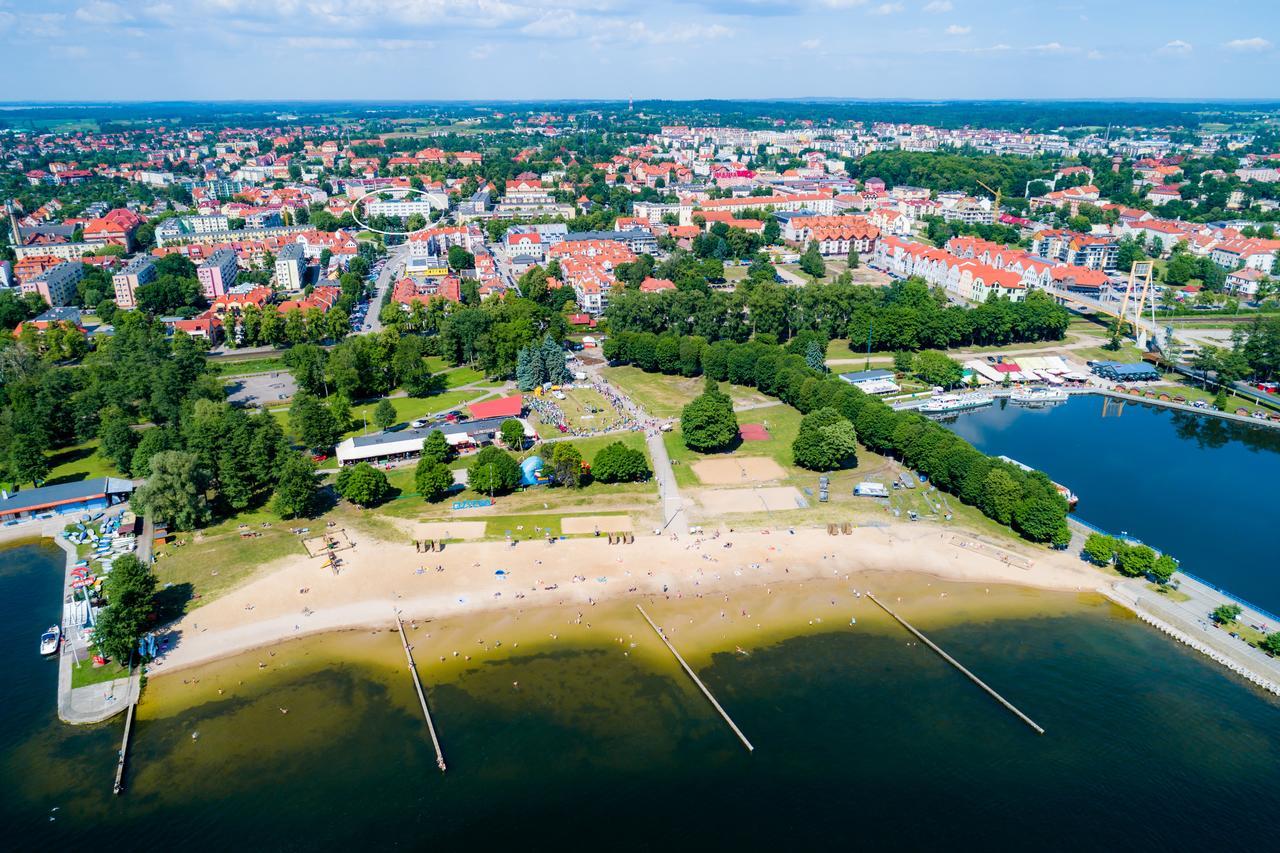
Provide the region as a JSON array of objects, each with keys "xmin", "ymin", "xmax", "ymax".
[
  {"xmin": 112, "ymin": 701, "xmax": 135, "ymax": 795},
  {"xmin": 635, "ymin": 604, "xmax": 754, "ymax": 752},
  {"xmin": 394, "ymin": 613, "xmax": 446, "ymax": 772},
  {"xmin": 866, "ymin": 593, "xmax": 1045, "ymax": 735}
]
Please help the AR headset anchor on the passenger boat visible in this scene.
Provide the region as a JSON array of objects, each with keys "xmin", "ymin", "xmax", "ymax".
[
  {"xmin": 919, "ymin": 393, "xmax": 994, "ymax": 415},
  {"xmin": 40, "ymin": 625, "xmax": 60, "ymax": 656},
  {"xmin": 1010, "ymin": 386, "xmax": 1070, "ymax": 404},
  {"xmin": 996, "ymin": 455, "xmax": 1079, "ymax": 508}
]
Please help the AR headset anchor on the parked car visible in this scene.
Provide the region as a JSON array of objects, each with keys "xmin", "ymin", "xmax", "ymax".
[{"xmin": 311, "ymin": 453, "xmax": 329, "ymax": 463}]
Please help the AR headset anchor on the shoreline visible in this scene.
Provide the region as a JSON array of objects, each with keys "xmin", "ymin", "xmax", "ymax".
[{"xmin": 147, "ymin": 521, "xmax": 1107, "ymax": 679}]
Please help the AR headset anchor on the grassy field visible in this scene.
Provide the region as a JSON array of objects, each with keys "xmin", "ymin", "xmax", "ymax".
[
  {"xmin": 529, "ymin": 387, "xmax": 620, "ymax": 438},
  {"xmin": 70, "ymin": 659, "xmax": 131, "ymax": 689},
  {"xmin": 152, "ymin": 507, "xmax": 310, "ymax": 610},
  {"xmin": 663, "ymin": 404, "xmax": 804, "ymax": 488},
  {"xmin": 602, "ymin": 366, "xmax": 773, "ymax": 418},
  {"xmin": 1071, "ymin": 341, "xmax": 1146, "ymax": 363},
  {"xmin": 268, "ymin": 387, "xmax": 498, "ymax": 441},
  {"xmin": 210, "ymin": 355, "xmax": 291, "ymax": 377},
  {"xmin": 41, "ymin": 441, "xmax": 117, "ymax": 487}
]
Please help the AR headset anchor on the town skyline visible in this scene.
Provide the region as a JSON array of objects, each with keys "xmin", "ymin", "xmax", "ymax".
[{"xmin": 2, "ymin": 1, "xmax": 1278, "ymax": 101}]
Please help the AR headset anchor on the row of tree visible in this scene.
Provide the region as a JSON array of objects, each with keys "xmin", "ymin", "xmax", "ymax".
[
  {"xmin": 605, "ymin": 277, "xmax": 1071, "ymax": 351},
  {"xmin": 610, "ymin": 334, "xmax": 1071, "ymax": 544}
]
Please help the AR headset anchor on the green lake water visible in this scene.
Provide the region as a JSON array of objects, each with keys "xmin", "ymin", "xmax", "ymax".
[{"xmin": 3, "ymin": 540, "xmax": 1279, "ymax": 851}]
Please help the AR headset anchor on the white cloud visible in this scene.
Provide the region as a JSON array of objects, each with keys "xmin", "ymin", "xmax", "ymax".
[
  {"xmin": 469, "ymin": 42, "xmax": 495, "ymax": 59},
  {"xmin": 923, "ymin": 0, "xmax": 952, "ymax": 11},
  {"xmin": 945, "ymin": 24, "xmax": 970, "ymax": 35},
  {"xmin": 19, "ymin": 13, "xmax": 66, "ymax": 39},
  {"xmin": 1157, "ymin": 40, "xmax": 1192, "ymax": 56},
  {"xmin": 819, "ymin": 0, "xmax": 868, "ymax": 8},
  {"xmin": 1086, "ymin": 49, "xmax": 1103, "ymax": 60},
  {"xmin": 1030, "ymin": 42, "xmax": 1071, "ymax": 53},
  {"xmin": 51, "ymin": 44, "xmax": 90, "ymax": 58},
  {"xmin": 801, "ymin": 37, "xmax": 821, "ymax": 49},
  {"xmin": 1225, "ymin": 37, "xmax": 1271, "ymax": 52},
  {"xmin": 868, "ymin": 2, "xmax": 904, "ymax": 13},
  {"xmin": 75, "ymin": 2, "xmax": 132, "ymax": 25}
]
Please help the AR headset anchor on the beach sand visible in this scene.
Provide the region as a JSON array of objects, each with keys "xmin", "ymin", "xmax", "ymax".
[{"xmin": 149, "ymin": 521, "xmax": 1107, "ymax": 679}]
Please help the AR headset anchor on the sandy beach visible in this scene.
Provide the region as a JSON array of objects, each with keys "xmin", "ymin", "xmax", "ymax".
[{"xmin": 149, "ymin": 521, "xmax": 1108, "ymax": 678}]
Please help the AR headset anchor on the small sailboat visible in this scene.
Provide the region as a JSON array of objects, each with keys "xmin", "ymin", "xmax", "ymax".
[{"xmin": 40, "ymin": 625, "xmax": 60, "ymax": 656}]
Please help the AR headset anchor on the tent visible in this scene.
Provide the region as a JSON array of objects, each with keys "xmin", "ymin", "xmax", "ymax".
[{"xmin": 519, "ymin": 455, "xmax": 551, "ymax": 486}]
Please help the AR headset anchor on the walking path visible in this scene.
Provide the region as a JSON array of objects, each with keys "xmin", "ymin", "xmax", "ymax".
[{"xmin": 54, "ymin": 526, "xmax": 140, "ymax": 725}]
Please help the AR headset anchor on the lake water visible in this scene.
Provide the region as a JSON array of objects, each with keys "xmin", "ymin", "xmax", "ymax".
[
  {"xmin": 943, "ymin": 395, "xmax": 1280, "ymax": 613},
  {"xmin": 2, "ymin": 540, "xmax": 1279, "ymax": 852}
]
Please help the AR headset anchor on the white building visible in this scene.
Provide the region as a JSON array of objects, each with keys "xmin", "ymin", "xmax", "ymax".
[{"xmin": 274, "ymin": 243, "xmax": 306, "ymax": 291}]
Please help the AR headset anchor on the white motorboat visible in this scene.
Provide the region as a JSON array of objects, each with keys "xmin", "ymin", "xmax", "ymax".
[{"xmin": 40, "ymin": 625, "xmax": 60, "ymax": 656}]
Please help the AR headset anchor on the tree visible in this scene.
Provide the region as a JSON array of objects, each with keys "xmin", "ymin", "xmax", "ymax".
[
  {"xmin": 1013, "ymin": 495, "xmax": 1069, "ymax": 545},
  {"xmin": 8, "ymin": 433, "xmax": 49, "ymax": 486},
  {"xmin": 980, "ymin": 468, "xmax": 1021, "ymax": 525},
  {"xmin": 467, "ymin": 446, "xmax": 521, "ymax": 495},
  {"xmin": 1115, "ymin": 543, "xmax": 1157, "ymax": 578},
  {"xmin": 550, "ymin": 442, "xmax": 583, "ymax": 488},
  {"xmin": 592, "ymin": 441, "xmax": 651, "ymax": 483},
  {"xmin": 422, "ymin": 429, "xmax": 454, "ymax": 463},
  {"xmin": 805, "ymin": 339, "xmax": 827, "ymax": 373},
  {"xmin": 680, "ymin": 382, "xmax": 739, "ymax": 452},
  {"xmin": 271, "ymin": 453, "xmax": 318, "ymax": 519},
  {"xmin": 92, "ymin": 553, "xmax": 156, "ymax": 663},
  {"xmin": 847, "ymin": 248, "xmax": 861, "ymax": 269},
  {"xmin": 1212, "ymin": 603, "xmax": 1243, "ymax": 625},
  {"xmin": 131, "ymin": 450, "xmax": 212, "ymax": 530},
  {"xmin": 290, "ymin": 391, "xmax": 340, "ymax": 450},
  {"xmin": 1150, "ymin": 554, "xmax": 1178, "ymax": 585},
  {"xmin": 1262, "ymin": 631, "xmax": 1280, "ymax": 656},
  {"xmin": 792, "ymin": 407, "xmax": 858, "ymax": 471},
  {"xmin": 1083, "ymin": 533, "xmax": 1118, "ymax": 567},
  {"xmin": 373, "ymin": 398, "xmax": 397, "ymax": 432},
  {"xmin": 447, "ymin": 245, "xmax": 475, "ymax": 270},
  {"xmin": 799, "ymin": 241, "xmax": 826, "ymax": 278},
  {"xmin": 336, "ymin": 462, "xmax": 390, "ymax": 507},
  {"xmin": 500, "ymin": 418, "xmax": 526, "ymax": 450},
  {"xmin": 414, "ymin": 457, "xmax": 455, "ymax": 501},
  {"xmin": 98, "ymin": 414, "xmax": 138, "ymax": 474},
  {"xmin": 913, "ymin": 350, "xmax": 964, "ymax": 388}
]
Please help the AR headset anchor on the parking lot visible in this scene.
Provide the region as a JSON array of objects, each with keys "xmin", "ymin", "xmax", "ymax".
[{"xmin": 225, "ymin": 371, "xmax": 298, "ymax": 406}]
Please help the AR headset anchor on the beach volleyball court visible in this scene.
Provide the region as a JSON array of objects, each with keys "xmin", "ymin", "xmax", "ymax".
[
  {"xmin": 414, "ymin": 521, "xmax": 488, "ymax": 540},
  {"xmin": 692, "ymin": 456, "xmax": 787, "ymax": 485},
  {"xmin": 698, "ymin": 486, "xmax": 807, "ymax": 514},
  {"xmin": 561, "ymin": 515, "xmax": 634, "ymax": 535}
]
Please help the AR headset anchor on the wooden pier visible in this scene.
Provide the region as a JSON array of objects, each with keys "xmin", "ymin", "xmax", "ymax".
[
  {"xmin": 635, "ymin": 604, "xmax": 754, "ymax": 752},
  {"xmin": 866, "ymin": 593, "xmax": 1044, "ymax": 735},
  {"xmin": 394, "ymin": 613, "xmax": 447, "ymax": 772},
  {"xmin": 112, "ymin": 701, "xmax": 135, "ymax": 795}
]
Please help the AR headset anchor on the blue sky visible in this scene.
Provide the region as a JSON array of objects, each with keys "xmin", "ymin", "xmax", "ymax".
[{"xmin": 1, "ymin": 1, "xmax": 1277, "ymax": 101}]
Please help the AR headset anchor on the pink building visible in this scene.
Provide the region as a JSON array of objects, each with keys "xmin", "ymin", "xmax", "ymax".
[{"xmin": 197, "ymin": 249, "xmax": 238, "ymax": 299}]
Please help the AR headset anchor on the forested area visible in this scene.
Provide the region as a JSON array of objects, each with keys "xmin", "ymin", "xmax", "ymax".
[
  {"xmin": 0, "ymin": 313, "xmax": 319, "ymax": 527},
  {"xmin": 605, "ymin": 333, "xmax": 1071, "ymax": 545},
  {"xmin": 605, "ymin": 276, "xmax": 1071, "ymax": 351}
]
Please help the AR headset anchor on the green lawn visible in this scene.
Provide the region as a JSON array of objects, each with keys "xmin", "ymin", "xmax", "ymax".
[
  {"xmin": 268, "ymin": 387, "xmax": 498, "ymax": 441},
  {"xmin": 664, "ymin": 404, "xmax": 806, "ymax": 488},
  {"xmin": 210, "ymin": 355, "xmax": 291, "ymax": 377},
  {"xmin": 530, "ymin": 387, "xmax": 620, "ymax": 438},
  {"xmin": 41, "ymin": 441, "xmax": 118, "ymax": 488},
  {"xmin": 602, "ymin": 366, "xmax": 773, "ymax": 419},
  {"xmin": 152, "ymin": 508, "xmax": 309, "ymax": 610},
  {"xmin": 1072, "ymin": 341, "xmax": 1146, "ymax": 364},
  {"xmin": 70, "ymin": 659, "xmax": 132, "ymax": 689}
]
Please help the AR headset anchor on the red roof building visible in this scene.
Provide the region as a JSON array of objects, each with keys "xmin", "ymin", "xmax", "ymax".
[{"xmin": 467, "ymin": 394, "xmax": 524, "ymax": 420}]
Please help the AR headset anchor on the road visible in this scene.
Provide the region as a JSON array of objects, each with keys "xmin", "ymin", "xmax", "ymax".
[
  {"xmin": 366, "ymin": 243, "xmax": 411, "ymax": 333},
  {"xmin": 646, "ymin": 428, "xmax": 689, "ymax": 536}
]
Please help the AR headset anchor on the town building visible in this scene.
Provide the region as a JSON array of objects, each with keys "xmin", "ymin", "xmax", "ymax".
[
  {"xmin": 112, "ymin": 255, "xmax": 157, "ymax": 310},
  {"xmin": 197, "ymin": 248, "xmax": 239, "ymax": 299},
  {"xmin": 22, "ymin": 261, "xmax": 83, "ymax": 307},
  {"xmin": 274, "ymin": 243, "xmax": 306, "ymax": 290}
]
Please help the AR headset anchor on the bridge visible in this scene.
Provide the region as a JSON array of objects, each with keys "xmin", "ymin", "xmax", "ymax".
[{"xmin": 1040, "ymin": 262, "xmax": 1165, "ymax": 349}]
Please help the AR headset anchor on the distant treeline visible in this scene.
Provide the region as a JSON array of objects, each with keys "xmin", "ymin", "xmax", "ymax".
[
  {"xmin": 604, "ymin": 278, "xmax": 1072, "ymax": 351},
  {"xmin": 604, "ymin": 333, "xmax": 1071, "ymax": 545}
]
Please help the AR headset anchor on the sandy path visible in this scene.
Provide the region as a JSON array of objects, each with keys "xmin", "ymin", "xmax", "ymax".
[{"xmin": 150, "ymin": 522, "xmax": 1105, "ymax": 677}]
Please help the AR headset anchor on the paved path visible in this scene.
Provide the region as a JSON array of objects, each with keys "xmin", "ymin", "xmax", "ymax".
[
  {"xmin": 53, "ymin": 526, "xmax": 140, "ymax": 725},
  {"xmin": 646, "ymin": 428, "xmax": 688, "ymax": 536},
  {"xmin": 366, "ymin": 244, "xmax": 410, "ymax": 333}
]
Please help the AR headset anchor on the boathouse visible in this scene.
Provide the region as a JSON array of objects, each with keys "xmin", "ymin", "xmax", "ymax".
[{"xmin": 0, "ymin": 477, "xmax": 134, "ymax": 523}]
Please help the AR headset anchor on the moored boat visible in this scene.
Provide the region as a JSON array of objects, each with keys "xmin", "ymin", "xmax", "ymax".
[
  {"xmin": 920, "ymin": 393, "xmax": 994, "ymax": 414},
  {"xmin": 40, "ymin": 624, "xmax": 60, "ymax": 656},
  {"xmin": 1010, "ymin": 386, "xmax": 1070, "ymax": 404}
]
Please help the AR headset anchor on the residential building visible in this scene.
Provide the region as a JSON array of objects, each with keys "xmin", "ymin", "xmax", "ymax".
[
  {"xmin": 274, "ymin": 243, "xmax": 306, "ymax": 290},
  {"xmin": 112, "ymin": 255, "xmax": 156, "ymax": 309},
  {"xmin": 197, "ymin": 249, "xmax": 239, "ymax": 299},
  {"xmin": 23, "ymin": 261, "xmax": 82, "ymax": 307}
]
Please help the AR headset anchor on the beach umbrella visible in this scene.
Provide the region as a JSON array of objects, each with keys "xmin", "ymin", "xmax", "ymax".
[{"xmin": 494, "ymin": 569, "xmax": 507, "ymax": 576}]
